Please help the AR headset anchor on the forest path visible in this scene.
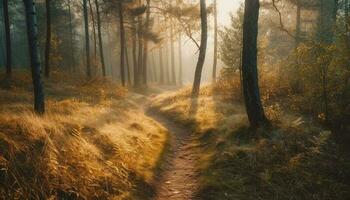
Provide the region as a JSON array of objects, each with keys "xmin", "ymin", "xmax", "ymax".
[
  {"xmin": 130, "ymin": 91, "xmax": 200, "ymax": 200},
  {"xmin": 146, "ymin": 110, "xmax": 200, "ymax": 200}
]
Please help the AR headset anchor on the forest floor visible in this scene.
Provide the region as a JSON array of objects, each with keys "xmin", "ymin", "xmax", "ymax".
[
  {"xmin": 1, "ymin": 72, "xmax": 349, "ymax": 200},
  {"xmin": 146, "ymin": 110, "xmax": 200, "ymax": 200}
]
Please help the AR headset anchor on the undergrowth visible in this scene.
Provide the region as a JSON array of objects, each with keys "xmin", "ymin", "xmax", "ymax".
[
  {"xmin": 149, "ymin": 84, "xmax": 350, "ymax": 200},
  {"xmin": 0, "ymin": 71, "xmax": 168, "ymax": 200}
]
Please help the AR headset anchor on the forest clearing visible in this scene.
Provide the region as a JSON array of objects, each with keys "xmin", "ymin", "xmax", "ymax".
[{"xmin": 0, "ymin": 0, "xmax": 350, "ymax": 199}]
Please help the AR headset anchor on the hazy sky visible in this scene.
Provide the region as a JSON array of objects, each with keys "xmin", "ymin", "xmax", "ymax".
[
  {"xmin": 181, "ymin": 0, "xmax": 243, "ymax": 84},
  {"xmin": 217, "ymin": 0, "xmax": 242, "ymax": 26}
]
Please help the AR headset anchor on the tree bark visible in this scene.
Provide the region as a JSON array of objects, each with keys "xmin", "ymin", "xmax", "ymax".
[
  {"xmin": 158, "ymin": 45, "xmax": 164, "ymax": 84},
  {"xmin": 132, "ymin": 17, "xmax": 139, "ymax": 86},
  {"xmin": 68, "ymin": 0, "xmax": 75, "ymax": 72},
  {"xmin": 136, "ymin": 0, "xmax": 144, "ymax": 86},
  {"xmin": 44, "ymin": 0, "xmax": 51, "ymax": 78},
  {"xmin": 88, "ymin": 0, "xmax": 97, "ymax": 68},
  {"xmin": 118, "ymin": 0, "xmax": 126, "ymax": 87},
  {"xmin": 295, "ymin": 0, "xmax": 301, "ymax": 46},
  {"xmin": 346, "ymin": 0, "xmax": 349, "ymax": 32},
  {"xmin": 23, "ymin": 0, "xmax": 45, "ymax": 114},
  {"xmin": 170, "ymin": 22, "xmax": 176, "ymax": 85},
  {"xmin": 125, "ymin": 45, "xmax": 131, "ymax": 85},
  {"xmin": 241, "ymin": 0, "xmax": 268, "ymax": 128},
  {"xmin": 212, "ymin": 0, "xmax": 218, "ymax": 83},
  {"xmin": 178, "ymin": 33, "xmax": 183, "ymax": 86},
  {"xmin": 191, "ymin": 0, "xmax": 208, "ymax": 98},
  {"xmin": 142, "ymin": 0, "xmax": 151, "ymax": 85},
  {"xmin": 83, "ymin": 0, "xmax": 91, "ymax": 78},
  {"xmin": 151, "ymin": 51, "xmax": 157, "ymax": 82},
  {"xmin": 94, "ymin": 0, "xmax": 106, "ymax": 76},
  {"xmin": 3, "ymin": 0, "xmax": 11, "ymax": 78},
  {"xmin": 165, "ymin": 35, "xmax": 170, "ymax": 84}
]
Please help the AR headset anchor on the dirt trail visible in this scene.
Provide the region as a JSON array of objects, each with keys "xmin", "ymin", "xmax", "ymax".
[{"xmin": 146, "ymin": 110, "xmax": 200, "ymax": 200}]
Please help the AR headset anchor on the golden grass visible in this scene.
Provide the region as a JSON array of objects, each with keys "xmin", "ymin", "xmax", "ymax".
[
  {"xmin": 0, "ymin": 71, "xmax": 167, "ymax": 199},
  {"xmin": 149, "ymin": 84, "xmax": 350, "ymax": 200}
]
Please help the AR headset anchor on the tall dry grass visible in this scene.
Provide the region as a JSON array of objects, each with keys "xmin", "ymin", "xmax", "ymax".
[
  {"xmin": 149, "ymin": 80, "xmax": 350, "ymax": 200},
  {"xmin": 0, "ymin": 71, "xmax": 167, "ymax": 199}
]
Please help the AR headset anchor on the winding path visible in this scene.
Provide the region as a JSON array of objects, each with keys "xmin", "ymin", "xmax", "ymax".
[{"xmin": 146, "ymin": 110, "xmax": 200, "ymax": 200}]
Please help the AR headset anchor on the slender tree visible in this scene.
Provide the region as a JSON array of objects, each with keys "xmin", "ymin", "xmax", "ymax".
[
  {"xmin": 241, "ymin": 0, "xmax": 269, "ymax": 128},
  {"xmin": 94, "ymin": 0, "xmax": 106, "ymax": 76},
  {"xmin": 212, "ymin": 0, "xmax": 218, "ymax": 83},
  {"xmin": 67, "ymin": 0, "xmax": 75, "ymax": 71},
  {"xmin": 158, "ymin": 45, "xmax": 164, "ymax": 84},
  {"xmin": 191, "ymin": 0, "xmax": 208, "ymax": 98},
  {"xmin": 83, "ymin": 0, "xmax": 92, "ymax": 78},
  {"xmin": 118, "ymin": 0, "xmax": 126, "ymax": 86},
  {"xmin": 170, "ymin": 22, "xmax": 176, "ymax": 84},
  {"xmin": 132, "ymin": 16, "xmax": 139, "ymax": 86},
  {"xmin": 88, "ymin": 0, "xmax": 98, "ymax": 67},
  {"xmin": 3, "ymin": 0, "xmax": 11, "ymax": 78},
  {"xmin": 23, "ymin": 0, "xmax": 45, "ymax": 114},
  {"xmin": 44, "ymin": 0, "xmax": 51, "ymax": 78},
  {"xmin": 178, "ymin": 33, "xmax": 183, "ymax": 86},
  {"xmin": 142, "ymin": 0, "xmax": 151, "ymax": 85},
  {"xmin": 125, "ymin": 45, "xmax": 131, "ymax": 85},
  {"xmin": 137, "ymin": 0, "xmax": 144, "ymax": 85}
]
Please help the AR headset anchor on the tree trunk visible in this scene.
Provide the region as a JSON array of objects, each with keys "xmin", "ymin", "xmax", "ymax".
[
  {"xmin": 159, "ymin": 45, "xmax": 164, "ymax": 84},
  {"xmin": 3, "ymin": 0, "xmax": 11, "ymax": 78},
  {"xmin": 94, "ymin": 0, "xmax": 106, "ymax": 76},
  {"xmin": 346, "ymin": 0, "xmax": 349, "ymax": 32},
  {"xmin": 295, "ymin": 0, "xmax": 301, "ymax": 46},
  {"xmin": 142, "ymin": 0, "xmax": 151, "ymax": 85},
  {"xmin": 44, "ymin": 0, "xmax": 51, "ymax": 78},
  {"xmin": 83, "ymin": 0, "xmax": 91, "ymax": 78},
  {"xmin": 88, "ymin": 0, "xmax": 97, "ymax": 69},
  {"xmin": 212, "ymin": 0, "xmax": 218, "ymax": 83},
  {"xmin": 165, "ymin": 35, "xmax": 170, "ymax": 84},
  {"xmin": 178, "ymin": 33, "xmax": 183, "ymax": 86},
  {"xmin": 170, "ymin": 22, "xmax": 176, "ymax": 85},
  {"xmin": 125, "ymin": 45, "xmax": 131, "ymax": 85},
  {"xmin": 137, "ymin": 17, "xmax": 143, "ymax": 85},
  {"xmin": 23, "ymin": 0, "xmax": 45, "ymax": 114},
  {"xmin": 118, "ymin": 0, "xmax": 126, "ymax": 87},
  {"xmin": 132, "ymin": 17, "xmax": 139, "ymax": 86},
  {"xmin": 241, "ymin": 0, "xmax": 268, "ymax": 128},
  {"xmin": 68, "ymin": 0, "xmax": 75, "ymax": 72},
  {"xmin": 151, "ymin": 51, "xmax": 157, "ymax": 82},
  {"xmin": 191, "ymin": 0, "xmax": 208, "ymax": 98}
]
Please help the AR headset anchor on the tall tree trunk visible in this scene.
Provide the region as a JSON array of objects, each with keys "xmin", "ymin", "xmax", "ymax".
[
  {"xmin": 212, "ymin": 0, "xmax": 218, "ymax": 83},
  {"xmin": 137, "ymin": 0, "xmax": 144, "ymax": 86},
  {"xmin": 191, "ymin": 0, "xmax": 208, "ymax": 98},
  {"xmin": 346, "ymin": 0, "xmax": 349, "ymax": 32},
  {"xmin": 118, "ymin": 0, "xmax": 126, "ymax": 86},
  {"xmin": 44, "ymin": 0, "xmax": 51, "ymax": 78},
  {"xmin": 151, "ymin": 51, "xmax": 157, "ymax": 82},
  {"xmin": 68, "ymin": 0, "xmax": 75, "ymax": 72},
  {"xmin": 23, "ymin": 0, "xmax": 45, "ymax": 114},
  {"xmin": 94, "ymin": 0, "xmax": 106, "ymax": 76},
  {"xmin": 83, "ymin": 0, "xmax": 91, "ymax": 78},
  {"xmin": 178, "ymin": 33, "xmax": 183, "ymax": 86},
  {"xmin": 3, "ymin": 0, "xmax": 11, "ymax": 78},
  {"xmin": 165, "ymin": 35, "xmax": 170, "ymax": 84},
  {"xmin": 158, "ymin": 45, "xmax": 164, "ymax": 84},
  {"xmin": 142, "ymin": 0, "xmax": 151, "ymax": 85},
  {"xmin": 125, "ymin": 45, "xmax": 131, "ymax": 85},
  {"xmin": 88, "ymin": 0, "xmax": 97, "ymax": 68},
  {"xmin": 170, "ymin": 22, "xmax": 176, "ymax": 85},
  {"xmin": 107, "ymin": 26, "xmax": 114, "ymax": 77},
  {"xmin": 132, "ymin": 17, "xmax": 139, "ymax": 86},
  {"xmin": 242, "ymin": 0, "xmax": 268, "ymax": 128},
  {"xmin": 295, "ymin": 0, "xmax": 301, "ymax": 46}
]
